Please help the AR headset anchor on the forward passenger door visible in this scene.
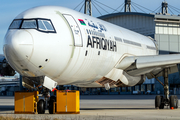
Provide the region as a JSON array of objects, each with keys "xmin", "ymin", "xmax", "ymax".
[{"xmin": 63, "ymin": 14, "xmax": 83, "ymax": 47}]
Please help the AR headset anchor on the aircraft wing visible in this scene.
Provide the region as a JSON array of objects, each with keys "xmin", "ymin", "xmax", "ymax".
[{"xmin": 116, "ymin": 54, "xmax": 180, "ymax": 79}]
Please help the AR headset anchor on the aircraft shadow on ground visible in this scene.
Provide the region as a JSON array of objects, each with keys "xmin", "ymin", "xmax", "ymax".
[
  {"xmin": 0, "ymin": 105, "xmax": 155, "ymax": 111},
  {"xmin": 80, "ymin": 95, "xmax": 180, "ymax": 100},
  {"xmin": 0, "ymin": 105, "xmax": 14, "ymax": 111},
  {"xmin": 80, "ymin": 95, "xmax": 156, "ymax": 100}
]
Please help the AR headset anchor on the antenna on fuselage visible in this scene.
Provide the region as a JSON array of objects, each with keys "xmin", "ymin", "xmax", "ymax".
[{"xmin": 84, "ymin": 0, "xmax": 92, "ymax": 16}]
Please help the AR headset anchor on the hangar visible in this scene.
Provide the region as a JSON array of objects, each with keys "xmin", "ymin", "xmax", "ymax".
[
  {"xmin": 97, "ymin": 1, "xmax": 180, "ymax": 95},
  {"xmin": 98, "ymin": 2, "xmax": 180, "ymax": 54}
]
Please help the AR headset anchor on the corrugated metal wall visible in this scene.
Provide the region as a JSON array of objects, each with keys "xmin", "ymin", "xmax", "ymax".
[
  {"xmin": 104, "ymin": 15, "xmax": 155, "ymax": 36},
  {"xmin": 103, "ymin": 14, "xmax": 180, "ymax": 54}
]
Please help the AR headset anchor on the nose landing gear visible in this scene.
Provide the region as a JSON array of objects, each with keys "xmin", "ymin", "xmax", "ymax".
[
  {"xmin": 48, "ymin": 96, "xmax": 56, "ymax": 114},
  {"xmin": 153, "ymin": 68, "xmax": 178, "ymax": 109},
  {"xmin": 37, "ymin": 99, "xmax": 45, "ymax": 114},
  {"xmin": 37, "ymin": 88, "xmax": 51, "ymax": 114}
]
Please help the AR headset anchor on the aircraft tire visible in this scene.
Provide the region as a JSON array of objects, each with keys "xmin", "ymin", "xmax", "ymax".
[
  {"xmin": 170, "ymin": 95, "xmax": 176, "ymax": 109},
  {"xmin": 155, "ymin": 95, "xmax": 161, "ymax": 109},
  {"xmin": 159, "ymin": 96, "xmax": 164, "ymax": 109},
  {"xmin": 37, "ymin": 99, "xmax": 45, "ymax": 114},
  {"xmin": 50, "ymin": 96, "xmax": 56, "ymax": 101},
  {"xmin": 49, "ymin": 96, "xmax": 56, "ymax": 114},
  {"xmin": 175, "ymin": 95, "xmax": 178, "ymax": 109}
]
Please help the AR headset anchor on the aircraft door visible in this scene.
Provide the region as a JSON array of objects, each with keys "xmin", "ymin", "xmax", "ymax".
[{"xmin": 63, "ymin": 14, "xmax": 83, "ymax": 47}]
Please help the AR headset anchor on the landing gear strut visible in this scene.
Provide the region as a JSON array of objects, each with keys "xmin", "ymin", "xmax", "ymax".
[{"xmin": 153, "ymin": 68, "xmax": 178, "ymax": 109}]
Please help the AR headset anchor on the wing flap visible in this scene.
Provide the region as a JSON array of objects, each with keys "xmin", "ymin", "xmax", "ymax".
[
  {"xmin": 136, "ymin": 54, "xmax": 180, "ymax": 69},
  {"xmin": 116, "ymin": 54, "xmax": 180, "ymax": 78}
]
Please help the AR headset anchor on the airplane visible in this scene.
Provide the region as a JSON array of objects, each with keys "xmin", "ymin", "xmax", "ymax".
[{"xmin": 2, "ymin": 6, "xmax": 180, "ymax": 113}]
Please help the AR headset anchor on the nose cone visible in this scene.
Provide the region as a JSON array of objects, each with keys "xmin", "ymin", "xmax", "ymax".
[{"xmin": 3, "ymin": 30, "xmax": 33, "ymax": 68}]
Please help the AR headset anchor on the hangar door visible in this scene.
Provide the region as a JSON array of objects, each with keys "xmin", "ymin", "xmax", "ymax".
[{"xmin": 63, "ymin": 14, "xmax": 83, "ymax": 47}]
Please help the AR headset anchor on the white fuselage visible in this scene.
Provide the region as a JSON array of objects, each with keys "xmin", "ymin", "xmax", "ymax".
[{"xmin": 3, "ymin": 6, "xmax": 157, "ymax": 87}]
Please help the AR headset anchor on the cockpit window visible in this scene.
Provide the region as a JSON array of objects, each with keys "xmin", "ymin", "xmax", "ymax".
[
  {"xmin": 38, "ymin": 20, "xmax": 54, "ymax": 31},
  {"xmin": 9, "ymin": 18, "xmax": 56, "ymax": 33},
  {"xmin": 44, "ymin": 21, "xmax": 54, "ymax": 31},
  {"xmin": 21, "ymin": 20, "xmax": 37, "ymax": 29},
  {"xmin": 38, "ymin": 20, "xmax": 46, "ymax": 31},
  {"xmin": 9, "ymin": 20, "xmax": 22, "ymax": 29}
]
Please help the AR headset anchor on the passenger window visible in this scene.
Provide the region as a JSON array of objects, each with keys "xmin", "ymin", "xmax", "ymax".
[
  {"xmin": 21, "ymin": 20, "xmax": 37, "ymax": 29},
  {"xmin": 9, "ymin": 20, "xmax": 22, "ymax": 29}
]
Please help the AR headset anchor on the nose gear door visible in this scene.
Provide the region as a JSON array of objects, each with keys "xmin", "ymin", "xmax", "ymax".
[{"xmin": 63, "ymin": 14, "xmax": 83, "ymax": 47}]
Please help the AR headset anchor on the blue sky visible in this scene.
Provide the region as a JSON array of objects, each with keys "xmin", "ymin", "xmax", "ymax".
[{"xmin": 1, "ymin": 0, "xmax": 180, "ymax": 54}]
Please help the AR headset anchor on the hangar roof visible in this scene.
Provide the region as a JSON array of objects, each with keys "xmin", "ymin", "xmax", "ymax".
[
  {"xmin": 98, "ymin": 12, "xmax": 180, "ymax": 21},
  {"xmin": 98, "ymin": 12, "xmax": 154, "ymax": 19}
]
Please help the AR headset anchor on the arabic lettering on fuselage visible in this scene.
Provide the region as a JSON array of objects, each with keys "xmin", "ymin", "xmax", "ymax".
[
  {"xmin": 88, "ymin": 22, "xmax": 98, "ymax": 29},
  {"xmin": 99, "ymin": 24, "xmax": 107, "ymax": 32},
  {"xmin": 86, "ymin": 20, "xmax": 107, "ymax": 32}
]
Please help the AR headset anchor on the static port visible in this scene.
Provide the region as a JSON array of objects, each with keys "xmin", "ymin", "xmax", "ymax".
[{"xmin": 39, "ymin": 65, "xmax": 42, "ymax": 68}]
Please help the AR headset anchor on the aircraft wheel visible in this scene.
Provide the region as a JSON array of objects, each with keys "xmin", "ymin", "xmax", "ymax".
[
  {"xmin": 170, "ymin": 95, "xmax": 176, "ymax": 109},
  {"xmin": 37, "ymin": 99, "xmax": 45, "ymax": 114},
  {"xmin": 175, "ymin": 95, "xmax": 178, "ymax": 109},
  {"xmin": 159, "ymin": 96, "xmax": 164, "ymax": 109},
  {"xmin": 49, "ymin": 96, "xmax": 56, "ymax": 114},
  {"xmin": 50, "ymin": 96, "xmax": 56, "ymax": 101},
  {"xmin": 155, "ymin": 95, "xmax": 161, "ymax": 109}
]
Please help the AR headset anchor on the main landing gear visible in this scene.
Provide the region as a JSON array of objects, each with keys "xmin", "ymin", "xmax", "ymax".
[{"xmin": 152, "ymin": 68, "xmax": 178, "ymax": 109}]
